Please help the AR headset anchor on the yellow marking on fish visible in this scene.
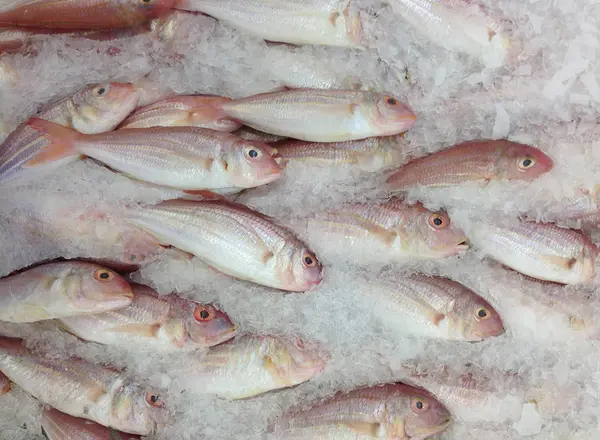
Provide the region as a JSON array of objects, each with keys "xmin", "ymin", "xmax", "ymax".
[
  {"xmin": 569, "ymin": 316, "xmax": 587, "ymax": 331},
  {"xmin": 261, "ymin": 251, "xmax": 274, "ymax": 264},
  {"xmin": 541, "ymin": 255, "xmax": 578, "ymax": 270},
  {"xmin": 110, "ymin": 323, "xmax": 161, "ymax": 338},
  {"xmin": 341, "ymin": 422, "xmax": 382, "ymax": 436},
  {"xmin": 327, "ymin": 213, "xmax": 397, "ymax": 245}
]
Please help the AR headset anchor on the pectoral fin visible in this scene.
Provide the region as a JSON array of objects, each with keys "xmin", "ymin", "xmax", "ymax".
[
  {"xmin": 341, "ymin": 422, "xmax": 382, "ymax": 437},
  {"xmin": 541, "ymin": 254, "xmax": 577, "ymax": 270},
  {"xmin": 110, "ymin": 323, "xmax": 161, "ymax": 338}
]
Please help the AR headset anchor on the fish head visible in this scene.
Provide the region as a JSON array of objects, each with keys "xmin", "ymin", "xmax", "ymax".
[
  {"xmin": 261, "ymin": 336, "xmax": 325, "ymax": 386},
  {"xmin": 496, "ymin": 143, "xmax": 553, "ymax": 181},
  {"xmin": 370, "ymin": 94, "xmax": 416, "ymax": 135},
  {"xmin": 71, "ymin": 82, "xmax": 141, "ymax": 133},
  {"xmin": 453, "ymin": 291, "xmax": 505, "ymax": 341},
  {"xmin": 68, "ymin": 264, "xmax": 134, "ymax": 313},
  {"xmin": 228, "ymin": 140, "xmax": 284, "ymax": 187},
  {"xmin": 182, "ymin": 302, "xmax": 237, "ymax": 347},
  {"xmin": 131, "ymin": 0, "xmax": 177, "ymax": 20},
  {"xmin": 280, "ymin": 244, "xmax": 323, "ymax": 292},
  {"xmin": 111, "ymin": 380, "xmax": 169, "ymax": 434}
]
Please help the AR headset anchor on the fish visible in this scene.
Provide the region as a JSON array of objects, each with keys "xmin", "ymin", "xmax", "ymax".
[
  {"xmin": 234, "ymin": 126, "xmax": 288, "ymax": 143},
  {"xmin": 23, "ymin": 118, "xmax": 284, "ymax": 192},
  {"xmin": 390, "ymin": 0, "xmax": 511, "ymax": 60},
  {"xmin": 0, "ymin": 261, "xmax": 133, "ymax": 323},
  {"xmin": 218, "ymin": 89, "xmax": 416, "ymax": 142},
  {"xmin": 315, "ymin": 198, "xmax": 469, "ymax": 261},
  {"xmin": 0, "ymin": 82, "xmax": 141, "ymax": 184},
  {"xmin": 470, "ymin": 221, "xmax": 599, "ymax": 284},
  {"xmin": 118, "ymin": 95, "xmax": 242, "ymax": 131},
  {"xmin": 0, "ymin": 0, "xmax": 176, "ymax": 30},
  {"xmin": 175, "ymin": 0, "xmax": 364, "ymax": 48},
  {"xmin": 386, "ymin": 140, "xmax": 553, "ymax": 190},
  {"xmin": 0, "ymin": 336, "xmax": 168, "ymax": 435},
  {"xmin": 58, "ymin": 283, "xmax": 237, "ymax": 349},
  {"xmin": 41, "ymin": 408, "xmax": 142, "ymax": 440},
  {"xmin": 270, "ymin": 382, "xmax": 452, "ymax": 439},
  {"xmin": 360, "ymin": 274, "xmax": 504, "ymax": 341},
  {"xmin": 124, "ymin": 199, "xmax": 323, "ymax": 291},
  {"xmin": 0, "ymin": 371, "xmax": 10, "ymax": 395},
  {"xmin": 275, "ymin": 135, "xmax": 405, "ymax": 172},
  {"xmin": 187, "ymin": 334, "xmax": 325, "ymax": 399}
]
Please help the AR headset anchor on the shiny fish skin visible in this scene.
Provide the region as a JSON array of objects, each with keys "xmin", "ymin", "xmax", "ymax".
[
  {"xmin": 0, "ymin": 262, "xmax": 133, "ymax": 323},
  {"xmin": 41, "ymin": 408, "xmax": 141, "ymax": 440},
  {"xmin": 386, "ymin": 140, "xmax": 553, "ymax": 190},
  {"xmin": 471, "ymin": 222, "xmax": 599, "ymax": 284},
  {"xmin": 119, "ymin": 96, "xmax": 242, "ymax": 131},
  {"xmin": 188, "ymin": 334, "xmax": 325, "ymax": 399},
  {"xmin": 0, "ymin": 0, "xmax": 175, "ymax": 29},
  {"xmin": 234, "ymin": 126, "xmax": 288, "ymax": 143},
  {"xmin": 0, "ymin": 371, "xmax": 10, "ymax": 395},
  {"xmin": 0, "ymin": 337, "xmax": 168, "ymax": 435},
  {"xmin": 175, "ymin": 0, "xmax": 364, "ymax": 48},
  {"xmin": 271, "ymin": 383, "xmax": 452, "ymax": 439},
  {"xmin": 362, "ymin": 274, "xmax": 504, "ymax": 341},
  {"xmin": 125, "ymin": 200, "xmax": 322, "ymax": 291},
  {"xmin": 59, "ymin": 283, "xmax": 236, "ymax": 349},
  {"xmin": 0, "ymin": 82, "xmax": 140, "ymax": 184},
  {"xmin": 220, "ymin": 89, "xmax": 416, "ymax": 142}
]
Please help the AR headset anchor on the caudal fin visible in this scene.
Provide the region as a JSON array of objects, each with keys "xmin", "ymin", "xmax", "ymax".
[{"xmin": 24, "ymin": 118, "xmax": 80, "ymax": 167}]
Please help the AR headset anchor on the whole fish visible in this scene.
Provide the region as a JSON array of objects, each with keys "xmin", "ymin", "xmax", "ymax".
[
  {"xmin": 361, "ymin": 274, "xmax": 504, "ymax": 341},
  {"xmin": 23, "ymin": 118, "xmax": 283, "ymax": 192},
  {"xmin": 125, "ymin": 200, "xmax": 323, "ymax": 291},
  {"xmin": 0, "ymin": 82, "xmax": 140, "ymax": 184},
  {"xmin": 386, "ymin": 140, "xmax": 553, "ymax": 190},
  {"xmin": 218, "ymin": 89, "xmax": 416, "ymax": 142},
  {"xmin": 390, "ymin": 0, "xmax": 510, "ymax": 59},
  {"xmin": 270, "ymin": 383, "xmax": 452, "ymax": 439},
  {"xmin": 0, "ymin": 371, "xmax": 10, "ymax": 395},
  {"xmin": 275, "ymin": 135, "xmax": 405, "ymax": 172},
  {"xmin": 59, "ymin": 283, "xmax": 237, "ymax": 349},
  {"xmin": 0, "ymin": 336, "xmax": 168, "ymax": 435},
  {"xmin": 471, "ymin": 221, "xmax": 599, "ymax": 284},
  {"xmin": 0, "ymin": 0, "xmax": 175, "ymax": 29},
  {"xmin": 41, "ymin": 408, "xmax": 141, "ymax": 440},
  {"xmin": 119, "ymin": 96, "xmax": 242, "ymax": 131},
  {"xmin": 315, "ymin": 198, "xmax": 469, "ymax": 261},
  {"xmin": 0, "ymin": 262, "xmax": 133, "ymax": 323},
  {"xmin": 186, "ymin": 334, "xmax": 325, "ymax": 399},
  {"xmin": 175, "ymin": 0, "xmax": 364, "ymax": 48}
]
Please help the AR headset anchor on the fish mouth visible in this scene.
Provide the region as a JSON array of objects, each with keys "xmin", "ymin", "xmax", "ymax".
[
  {"xmin": 455, "ymin": 239, "xmax": 470, "ymax": 252},
  {"xmin": 205, "ymin": 326, "xmax": 238, "ymax": 347}
]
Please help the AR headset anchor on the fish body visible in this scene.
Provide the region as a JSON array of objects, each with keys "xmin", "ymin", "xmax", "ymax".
[
  {"xmin": 317, "ymin": 198, "xmax": 468, "ymax": 261},
  {"xmin": 0, "ymin": 371, "xmax": 10, "ymax": 395},
  {"xmin": 271, "ymin": 383, "xmax": 452, "ymax": 439},
  {"xmin": 175, "ymin": 0, "xmax": 364, "ymax": 48},
  {"xmin": 0, "ymin": 82, "xmax": 140, "ymax": 184},
  {"xmin": 23, "ymin": 119, "xmax": 283, "ymax": 191},
  {"xmin": 189, "ymin": 334, "xmax": 324, "ymax": 399},
  {"xmin": 362, "ymin": 274, "xmax": 504, "ymax": 341},
  {"xmin": 0, "ymin": 262, "xmax": 133, "ymax": 323},
  {"xmin": 41, "ymin": 408, "xmax": 141, "ymax": 440},
  {"xmin": 119, "ymin": 96, "xmax": 242, "ymax": 131},
  {"xmin": 0, "ymin": 337, "xmax": 167, "ymax": 435},
  {"xmin": 472, "ymin": 222, "xmax": 599, "ymax": 284},
  {"xmin": 234, "ymin": 127, "xmax": 288, "ymax": 143},
  {"xmin": 59, "ymin": 283, "xmax": 236, "ymax": 349},
  {"xmin": 219, "ymin": 89, "xmax": 416, "ymax": 142},
  {"xmin": 0, "ymin": 0, "xmax": 175, "ymax": 29},
  {"xmin": 386, "ymin": 140, "xmax": 553, "ymax": 190},
  {"xmin": 125, "ymin": 200, "xmax": 322, "ymax": 291}
]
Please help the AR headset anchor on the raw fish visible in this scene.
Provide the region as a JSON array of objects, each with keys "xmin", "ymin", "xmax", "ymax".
[
  {"xmin": 0, "ymin": 0, "xmax": 176, "ymax": 30},
  {"xmin": 387, "ymin": 140, "xmax": 553, "ymax": 190},
  {"xmin": 0, "ymin": 336, "xmax": 168, "ymax": 435},
  {"xmin": 219, "ymin": 89, "xmax": 416, "ymax": 142},
  {"xmin": 125, "ymin": 200, "xmax": 323, "ymax": 291},
  {"xmin": 175, "ymin": 0, "xmax": 364, "ymax": 48},
  {"xmin": 41, "ymin": 408, "xmax": 141, "ymax": 440},
  {"xmin": 0, "ymin": 371, "xmax": 9, "ymax": 395},
  {"xmin": 234, "ymin": 126, "xmax": 288, "ymax": 143},
  {"xmin": 0, "ymin": 261, "xmax": 133, "ymax": 323},
  {"xmin": 24, "ymin": 118, "xmax": 283, "ymax": 192},
  {"xmin": 59, "ymin": 283, "xmax": 237, "ymax": 349},
  {"xmin": 271, "ymin": 382, "xmax": 452, "ymax": 439},
  {"xmin": 0, "ymin": 82, "xmax": 140, "ymax": 184},
  {"xmin": 186, "ymin": 334, "xmax": 325, "ymax": 399}
]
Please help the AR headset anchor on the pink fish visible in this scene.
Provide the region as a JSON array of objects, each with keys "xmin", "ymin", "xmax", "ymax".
[{"xmin": 41, "ymin": 408, "xmax": 142, "ymax": 440}]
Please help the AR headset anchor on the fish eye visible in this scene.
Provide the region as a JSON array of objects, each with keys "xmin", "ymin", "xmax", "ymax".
[
  {"xmin": 93, "ymin": 269, "xmax": 114, "ymax": 282},
  {"xmin": 518, "ymin": 156, "xmax": 536, "ymax": 171},
  {"xmin": 245, "ymin": 146, "xmax": 262, "ymax": 160},
  {"xmin": 387, "ymin": 97, "xmax": 397, "ymax": 105},
  {"xmin": 146, "ymin": 392, "xmax": 164, "ymax": 407},
  {"xmin": 475, "ymin": 307, "xmax": 490, "ymax": 321},
  {"xmin": 94, "ymin": 85, "xmax": 108, "ymax": 97},
  {"xmin": 411, "ymin": 397, "xmax": 429, "ymax": 413},
  {"xmin": 296, "ymin": 338, "xmax": 305, "ymax": 350},
  {"xmin": 302, "ymin": 253, "xmax": 317, "ymax": 267},
  {"xmin": 428, "ymin": 212, "xmax": 448, "ymax": 229},
  {"xmin": 194, "ymin": 306, "xmax": 213, "ymax": 322}
]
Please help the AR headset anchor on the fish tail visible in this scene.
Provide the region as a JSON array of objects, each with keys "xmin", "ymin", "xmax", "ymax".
[{"xmin": 24, "ymin": 118, "xmax": 81, "ymax": 167}]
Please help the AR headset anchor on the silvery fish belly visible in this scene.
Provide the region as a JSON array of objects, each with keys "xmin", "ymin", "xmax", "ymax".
[
  {"xmin": 125, "ymin": 200, "xmax": 323, "ymax": 292},
  {"xmin": 0, "ymin": 337, "xmax": 168, "ymax": 435},
  {"xmin": 271, "ymin": 383, "xmax": 452, "ymax": 440},
  {"xmin": 58, "ymin": 283, "xmax": 237, "ymax": 349},
  {"xmin": 187, "ymin": 334, "xmax": 325, "ymax": 399},
  {"xmin": 471, "ymin": 221, "xmax": 599, "ymax": 284},
  {"xmin": 41, "ymin": 408, "xmax": 142, "ymax": 440},
  {"xmin": 0, "ymin": 262, "xmax": 133, "ymax": 323},
  {"xmin": 175, "ymin": 0, "xmax": 364, "ymax": 48}
]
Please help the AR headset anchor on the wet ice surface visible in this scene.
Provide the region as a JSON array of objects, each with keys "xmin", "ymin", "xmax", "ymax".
[{"xmin": 1, "ymin": 0, "xmax": 600, "ymax": 439}]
